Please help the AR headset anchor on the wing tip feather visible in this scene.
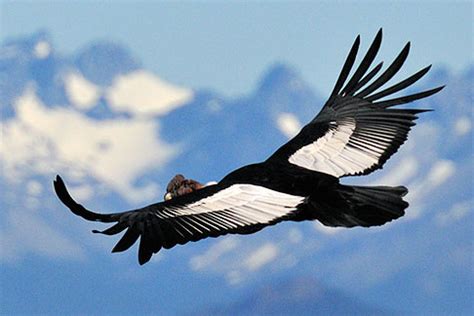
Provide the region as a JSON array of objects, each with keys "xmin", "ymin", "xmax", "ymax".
[{"xmin": 53, "ymin": 175, "xmax": 116, "ymax": 222}]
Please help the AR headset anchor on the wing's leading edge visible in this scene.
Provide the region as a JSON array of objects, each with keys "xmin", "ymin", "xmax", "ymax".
[{"xmin": 54, "ymin": 175, "xmax": 304, "ymax": 264}]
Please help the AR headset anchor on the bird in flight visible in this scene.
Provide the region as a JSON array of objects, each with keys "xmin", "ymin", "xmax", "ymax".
[{"xmin": 54, "ymin": 29, "xmax": 443, "ymax": 265}]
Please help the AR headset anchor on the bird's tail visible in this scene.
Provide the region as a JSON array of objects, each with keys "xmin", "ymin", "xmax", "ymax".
[{"xmin": 305, "ymin": 184, "xmax": 408, "ymax": 227}]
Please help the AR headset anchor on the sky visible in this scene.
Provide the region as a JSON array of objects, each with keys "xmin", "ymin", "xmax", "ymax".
[{"xmin": 1, "ymin": 1, "xmax": 472, "ymax": 97}]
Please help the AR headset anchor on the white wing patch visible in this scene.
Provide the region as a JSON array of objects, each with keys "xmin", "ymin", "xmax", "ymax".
[
  {"xmin": 288, "ymin": 119, "xmax": 393, "ymax": 177},
  {"xmin": 157, "ymin": 185, "xmax": 305, "ymax": 231}
]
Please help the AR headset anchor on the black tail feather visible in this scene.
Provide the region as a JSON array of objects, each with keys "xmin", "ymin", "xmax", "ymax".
[{"xmin": 305, "ymin": 184, "xmax": 408, "ymax": 228}]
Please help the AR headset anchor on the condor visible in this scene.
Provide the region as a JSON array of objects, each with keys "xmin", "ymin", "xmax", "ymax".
[{"xmin": 54, "ymin": 29, "xmax": 443, "ymax": 265}]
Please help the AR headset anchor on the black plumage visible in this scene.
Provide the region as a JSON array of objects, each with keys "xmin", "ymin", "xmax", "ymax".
[{"xmin": 54, "ymin": 29, "xmax": 444, "ymax": 265}]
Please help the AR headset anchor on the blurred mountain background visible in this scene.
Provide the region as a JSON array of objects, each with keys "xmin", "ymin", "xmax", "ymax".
[{"xmin": 1, "ymin": 27, "xmax": 472, "ymax": 315}]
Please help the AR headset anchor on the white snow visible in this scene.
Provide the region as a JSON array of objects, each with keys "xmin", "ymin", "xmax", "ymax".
[
  {"xmin": 276, "ymin": 112, "xmax": 302, "ymax": 138},
  {"xmin": 34, "ymin": 41, "xmax": 51, "ymax": 59},
  {"xmin": 1, "ymin": 86, "xmax": 179, "ymax": 203},
  {"xmin": 64, "ymin": 71, "xmax": 101, "ymax": 110},
  {"xmin": 105, "ymin": 70, "xmax": 193, "ymax": 116}
]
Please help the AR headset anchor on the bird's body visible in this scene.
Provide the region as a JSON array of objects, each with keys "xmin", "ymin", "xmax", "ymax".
[{"xmin": 54, "ymin": 29, "xmax": 444, "ymax": 264}]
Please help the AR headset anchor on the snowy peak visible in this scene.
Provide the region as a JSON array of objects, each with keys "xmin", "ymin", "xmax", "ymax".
[
  {"xmin": 1, "ymin": 30, "xmax": 53, "ymax": 61},
  {"xmin": 256, "ymin": 63, "xmax": 314, "ymax": 99},
  {"xmin": 0, "ymin": 31, "xmax": 61, "ymax": 118},
  {"xmin": 252, "ymin": 63, "xmax": 321, "ymax": 123},
  {"xmin": 1, "ymin": 32, "xmax": 193, "ymax": 120},
  {"xmin": 105, "ymin": 70, "xmax": 193, "ymax": 117},
  {"xmin": 257, "ymin": 63, "xmax": 300, "ymax": 93}
]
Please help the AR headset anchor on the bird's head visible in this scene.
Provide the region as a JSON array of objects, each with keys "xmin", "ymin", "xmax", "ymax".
[{"xmin": 164, "ymin": 174, "xmax": 204, "ymax": 201}]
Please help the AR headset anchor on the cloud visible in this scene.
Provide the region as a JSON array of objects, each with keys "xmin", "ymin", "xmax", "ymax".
[
  {"xmin": 105, "ymin": 70, "xmax": 193, "ymax": 117},
  {"xmin": 244, "ymin": 242, "xmax": 279, "ymax": 271},
  {"xmin": 188, "ymin": 237, "xmax": 280, "ymax": 285},
  {"xmin": 425, "ymin": 160, "xmax": 456, "ymax": 187},
  {"xmin": 188, "ymin": 236, "xmax": 286, "ymax": 285},
  {"xmin": 435, "ymin": 200, "xmax": 471, "ymax": 226},
  {"xmin": 1, "ymin": 87, "xmax": 179, "ymax": 203},
  {"xmin": 370, "ymin": 156, "xmax": 418, "ymax": 186},
  {"xmin": 287, "ymin": 228, "xmax": 303, "ymax": 244},
  {"xmin": 68, "ymin": 183, "xmax": 95, "ymax": 201},
  {"xmin": 454, "ymin": 116, "xmax": 471, "ymax": 136},
  {"xmin": 276, "ymin": 112, "xmax": 302, "ymax": 138},
  {"xmin": 226, "ymin": 270, "xmax": 243, "ymax": 285},
  {"xmin": 26, "ymin": 180, "xmax": 43, "ymax": 196},
  {"xmin": 64, "ymin": 71, "xmax": 101, "ymax": 110},
  {"xmin": 405, "ymin": 160, "xmax": 456, "ymax": 219},
  {"xmin": 189, "ymin": 237, "xmax": 239, "ymax": 271}
]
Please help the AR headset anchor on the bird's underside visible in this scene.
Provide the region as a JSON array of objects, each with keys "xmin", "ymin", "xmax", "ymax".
[{"xmin": 54, "ymin": 29, "xmax": 444, "ymax": 265}]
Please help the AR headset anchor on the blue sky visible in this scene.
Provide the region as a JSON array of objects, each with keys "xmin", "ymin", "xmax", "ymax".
[{"xmin": 1, "ymin": 1, "xmax": 472, "ymax": 96}]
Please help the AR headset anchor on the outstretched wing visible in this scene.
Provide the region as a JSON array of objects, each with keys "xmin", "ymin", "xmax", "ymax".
[
  {"xmin": 53, "ymin": 176, "xmax": 304, "ymax": 265},
  {"xmin": 268, "ymin": 29, "xmax": 443, "ymax": 178}
]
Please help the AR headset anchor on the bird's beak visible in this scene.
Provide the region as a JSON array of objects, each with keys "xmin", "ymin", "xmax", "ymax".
[{"xmin": 164, "ymin": 192, "xmax": 173, "ymax": 201}]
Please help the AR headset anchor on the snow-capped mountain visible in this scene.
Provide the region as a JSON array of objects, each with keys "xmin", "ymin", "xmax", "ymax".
[{"xmin": 1, "ymin": 32, "xmax": 472, "ymax": 314}]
